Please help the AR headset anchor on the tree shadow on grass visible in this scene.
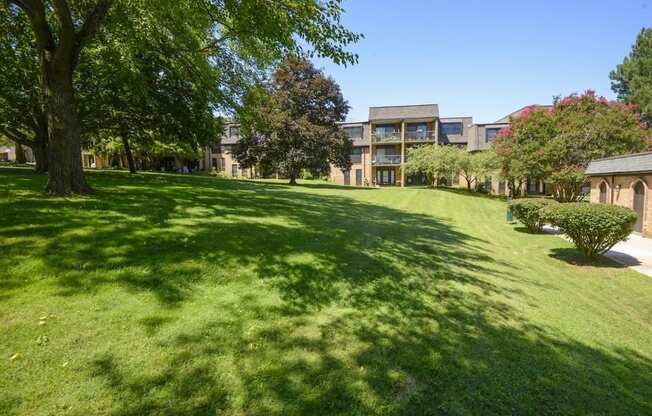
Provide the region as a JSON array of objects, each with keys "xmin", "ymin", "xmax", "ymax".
[
  {"xmin": 0, "ymin": 167, "xmax": 518, "ymax": 308},
  {"xmin": 548, "ymin": 247, "xmax": 629, "ymax": 269},
  {"xmin": 87, "ymin": 284, "xmax": 652, "ymax": 415},
  {"xmin": 2, "ymin": 168, "xmax": 652, "ymax": 414}
]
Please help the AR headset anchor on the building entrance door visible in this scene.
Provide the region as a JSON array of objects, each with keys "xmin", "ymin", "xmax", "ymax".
[
  {"xmin": 376, "ymin": 168, "xmax": 396, "ymax": 185},
  {"xmin": 634, "ymin": 181, "xmax": 645, "ymax": 233}
]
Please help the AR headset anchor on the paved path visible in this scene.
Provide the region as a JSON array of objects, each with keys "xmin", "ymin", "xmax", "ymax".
[
  {"xmin": 543, "ymin": 226, "xmax": 652, "ymax": 277},
  {"xmin": 605, "ymin": 234, "xmax": 652, "ymax": 277}
]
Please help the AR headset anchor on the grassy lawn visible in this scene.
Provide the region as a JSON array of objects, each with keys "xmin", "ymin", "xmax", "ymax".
[{"xmin": 1, "ymin": 167, "xmax": 651, "ymax": 415}]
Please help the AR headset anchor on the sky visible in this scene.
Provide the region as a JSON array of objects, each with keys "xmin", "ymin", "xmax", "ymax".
[{"xmin": 314, "ymin": 0, "xmax": 651, "ymax": 123}]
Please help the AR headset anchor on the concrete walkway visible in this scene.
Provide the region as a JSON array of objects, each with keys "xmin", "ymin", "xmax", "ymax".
[{"xmin": 605, "ymin": 234, "xmax": 652, "ymax": 277}]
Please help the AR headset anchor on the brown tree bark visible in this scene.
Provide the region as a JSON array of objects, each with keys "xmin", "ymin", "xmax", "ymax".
[
  {"xmin": 15, "ymin": 144, "xmax": 27, "ymax": 164},
  {"xmin": 33, "ymin": 112, "xmax": 49, "ymax": 173},
  {"xmin": 43, "ymin": 61, "xmax": 92, "ymax": 194},
  {"xmin": 32, "ymin": 136, "xmax": 48, "ymax": 173},
  {"xmin": 121, "ymin": 135, "xmax": 136, "ymax": 174}
]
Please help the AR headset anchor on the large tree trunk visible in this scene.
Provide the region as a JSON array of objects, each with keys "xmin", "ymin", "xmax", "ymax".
[
  {"xmin": 43, "ymin": 61, "xmax": 92, "ymax": 195},
  {"xmin": 15, "ymin": 144, "xmax": 27, "ymax": 164},
  {"xmin": 33, "ymin": 136, "xmax": 49, "ymax": 174},
  {"xmin": 121, "ymin": 135, "xmax": 136, "ymax": 174}
]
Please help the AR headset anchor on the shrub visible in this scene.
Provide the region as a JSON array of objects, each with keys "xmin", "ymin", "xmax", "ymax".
[
  {"xmin": 510, "ymin": 198, "xmax": 558, "ymax": 232},
  {"xmin": 542, "ymin": 203, "xmax": 637, "ymax": 257}
]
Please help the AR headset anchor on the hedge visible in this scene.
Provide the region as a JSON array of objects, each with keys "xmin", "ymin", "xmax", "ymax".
[
  {"xmin": 509, "ymin": 198, "xmax": 558, "ymax": 233},
  {"xmin": 542, "ymin": 203, "xmax": 638, "ymax": 257}
]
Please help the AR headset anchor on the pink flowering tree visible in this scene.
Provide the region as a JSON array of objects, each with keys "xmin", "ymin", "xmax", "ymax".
[{"xmin": 494, "ymin": 91, "xmax": 651, "ymax": 202}]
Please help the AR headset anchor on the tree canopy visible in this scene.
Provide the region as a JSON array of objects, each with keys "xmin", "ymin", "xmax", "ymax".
[
  {"xmin": 404, "ymin": 145, "xmax": 461, "ymax": 187},
  {"xmin": 493, "ymin": 92, "xmax": 650, "ymax": 201},
  {"xmin": 2, "ymin": 0, "xmax": 361, "ymax": 194},
  {"xmin": 404, "ymin": 145, "xmax": 499, "ymax": 189},
  {"xmin": 233, "ymin": 56, "xmax": 352, "ymax": 184},
  {"xmin": 610, "ymin": 28, "xmax": 652, "ymax": 126}
]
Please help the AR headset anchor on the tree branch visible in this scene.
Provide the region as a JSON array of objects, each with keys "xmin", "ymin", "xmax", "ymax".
[
  {"xmin": 10, "ymin": 0, "xmax": 55, "ymax": 51},
  {"xmin": 72, "ymin": 0, "xmax": 113, "ymax": 67},
  {"xmin": 0, "ymin": 126, "xmax": 34, "ymax": 146}
]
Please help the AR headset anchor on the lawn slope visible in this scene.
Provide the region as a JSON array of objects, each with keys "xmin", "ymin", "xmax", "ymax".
[{"xmin": 1, "ymin": 167, "xmax": 651, "ymax": 415}]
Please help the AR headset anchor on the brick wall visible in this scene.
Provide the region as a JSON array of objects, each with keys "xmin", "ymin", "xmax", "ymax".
[
  {"xmin": 330, "ymin": 147, "xmax": 371, "ymax": 186},
  {"xmin": 590, "ymin": 175, "xmax": 652, "ymax": 237}
]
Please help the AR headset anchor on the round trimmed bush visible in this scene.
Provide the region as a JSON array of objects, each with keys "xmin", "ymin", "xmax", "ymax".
[
  {"xmin": 541, "ymin": 203, "xmax": 638, "ymax": 257},
  {"xmin": 509, "ymin": 198, "xmax": 558, "ymax": 233}
]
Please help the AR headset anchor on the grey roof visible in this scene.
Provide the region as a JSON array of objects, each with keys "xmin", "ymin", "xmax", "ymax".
[
  {"xmin": 493, "ymin": 105, "xmax": 553, "ymax": 123},
  {"xmin": 586, "ymin": 152, "xmax": 652, "ymax": 176},
  {"xmin": 369, "ymin": 104, "xmax": 439, "ymax": 121}
]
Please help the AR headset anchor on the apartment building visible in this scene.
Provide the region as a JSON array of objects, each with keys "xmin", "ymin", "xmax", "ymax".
[
  {"xmin": 327, "ymin": 104, "xmax": 524, "ymax": 191},
  {"xmin": 203, "ymin": 123, "xmax": 257, "ymax": 178},
  {"xmin": 207, "ymin": 104, "xmax": 548, "ymax": 194}
]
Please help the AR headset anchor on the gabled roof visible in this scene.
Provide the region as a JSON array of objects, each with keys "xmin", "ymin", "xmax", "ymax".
[
  {"xmin": 493, "ymin": 105, "xmax": 553, "ymax": 123},
  {"xmin": 586, "ymin": 152, "xmax": 652, "ymax": 176},
  {"xmin": 369, "ymin": 104, "xmax": 439, "ymax": 121}
]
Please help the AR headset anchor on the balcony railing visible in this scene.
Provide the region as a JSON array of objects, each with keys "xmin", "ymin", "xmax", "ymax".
[
  {"xmin": 373, "ymin": 132, "xmax": 401, "ymax": 143},
  {"xmin": 373, "ymin": 154, "xmax": 402, "ymax": 165},
  {"xmin": 350, "ymin": 155, "xmax": 362, "ymax": 164},
  {"xmin": 405, "ymin": 130, "xmax": 435, "ymax": 141}
]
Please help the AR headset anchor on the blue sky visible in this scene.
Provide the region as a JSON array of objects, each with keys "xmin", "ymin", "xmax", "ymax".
[{"xmin": 314, "ymin": 0, "xmax": 650, "ymax": 123}]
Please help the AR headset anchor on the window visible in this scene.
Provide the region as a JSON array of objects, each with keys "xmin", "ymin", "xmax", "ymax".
[
  {"xmin": 210, "ymin": 144, "xmax": 220, "ymax": 154},
  {"xmin": 351, "ymin": 147, "xmax": 363, "ymax": 163},
  {"xmin": 211, "ymin": 158, "xmax": 218, "ymax": 169},
  {"xmin": 484, "ymin": 176, "xmax": 492, "ymax": 192},
  {"xmin": 343, "ymin": 126, "xmax": 363, "ymax": 139},
  {"xmin": 440, "ymin": 122, "xmax": 463, "ymax": 136},
  {"xmin": 355, "ymin": 169, "xmax": 363, "ymax": 186},
  {"xmin": 229, "ymin": 126, "xmax": 240, "ymax": 138},
  {"xmin": 0, "ymin": 153, "xmax": 8, "ymax": 161},
  {"xmin": 231, "ymin": 164, "xmax": 238, "ymax": 177},
  {"xmin": 220, "ymin": 158, "xmax": 225, "ymax": 171},
  {"xmin": 485, "ymin": 127, "xmax": 502, "ymax": 142}
]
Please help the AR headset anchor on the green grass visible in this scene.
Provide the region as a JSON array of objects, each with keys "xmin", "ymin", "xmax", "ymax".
[{"xmin": 1, "ymin": 167, "xmax": 651, "ymax": 415}]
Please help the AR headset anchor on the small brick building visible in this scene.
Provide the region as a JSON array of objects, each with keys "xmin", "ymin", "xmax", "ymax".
[{"xmin": 586, "ymin": 152, "xmax": 652, "ymax": 237}]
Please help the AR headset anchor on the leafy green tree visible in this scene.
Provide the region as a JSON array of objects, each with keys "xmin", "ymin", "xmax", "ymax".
[
  {"xmin": 494, "ymin": 92, "xmax": 650, "ymax": 202},
  {"xmin": 76, "ymin": 3, "xmax": 225, "ymax": 174},
  {"xmin": 610, "ymin": 28, "xmax": 652, "ymax": 126},
  {"xmin": 404, "ymin": 144, "xmax": 461, "ymax": 187},
  {"xmin": 4, "ymin": 0, "xmax": 361, "ymax": 195},
  {"xmin": 458, "ymin": 149, "xmax": 499, "ymax": 190},
  {"xmin": 233, "ymin": 57, "xmax": 352, "ymax": 185},
  {"xmin": 0, "ymin": 7, "xmax": 48, "ymax": 172}
]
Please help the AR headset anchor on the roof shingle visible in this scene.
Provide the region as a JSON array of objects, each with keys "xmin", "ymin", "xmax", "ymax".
[{"xmin": 586, "ymin": 152, "xmax": 652, "ymax": 176}]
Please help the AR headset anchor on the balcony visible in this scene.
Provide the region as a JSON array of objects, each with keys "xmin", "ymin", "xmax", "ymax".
[
  {"xmin": 373, "ymin": 131, "xmax": 402, "ymax": 143},
  {"xmin": 405, "ymin": 130, "xmax": 435, "ymax": 142},
  {"xmin": 373, "ymin": 154, "xmax": 402, "ymax": 165}
]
